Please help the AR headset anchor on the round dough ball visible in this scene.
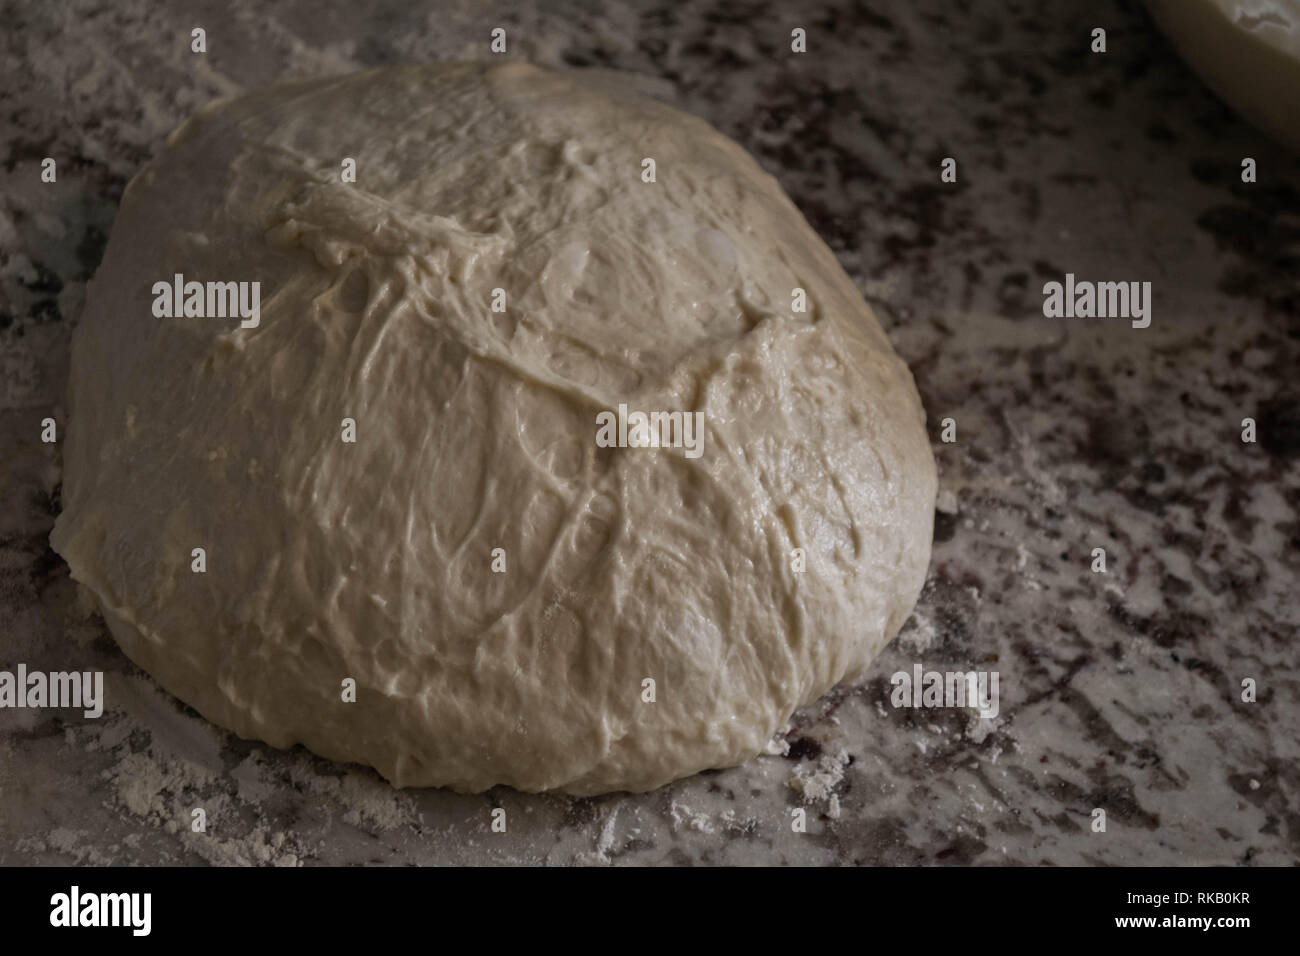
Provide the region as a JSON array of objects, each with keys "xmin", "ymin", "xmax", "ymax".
[{"xmin": 52, "ymin": 61, "xmax": 936, "ymax": 794}]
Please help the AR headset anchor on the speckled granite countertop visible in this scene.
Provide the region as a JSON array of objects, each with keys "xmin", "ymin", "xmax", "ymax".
[{"xmin": 1, "ymin": 0, "xmax": 1297, "ymax": 865}]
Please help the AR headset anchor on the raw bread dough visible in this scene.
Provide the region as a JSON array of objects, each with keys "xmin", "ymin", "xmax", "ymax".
[{"xmin": 51, "ymin": 61, "xmax": 936, "ymax": 794}]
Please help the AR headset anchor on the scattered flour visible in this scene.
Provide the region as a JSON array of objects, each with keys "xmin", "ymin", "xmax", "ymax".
[
  {"xmin": 898, "ymin": 610, "xmax": 938, "ymax": 655},
  {"xmin": 669, "ymin": 801, "xmax": 714, "ymax": 833},
  {"xmin": 576, "ymin": 807, "xmax": 620, "ymax": 865},
  {"xmin": 787, "ymin": 748, "xmax": 850, "ymax": 819}
]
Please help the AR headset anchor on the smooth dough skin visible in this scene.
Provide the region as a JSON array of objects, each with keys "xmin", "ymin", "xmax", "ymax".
[{"xmin": 51, "ymin": 61, "xmax": 936, "ymax": 794}]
